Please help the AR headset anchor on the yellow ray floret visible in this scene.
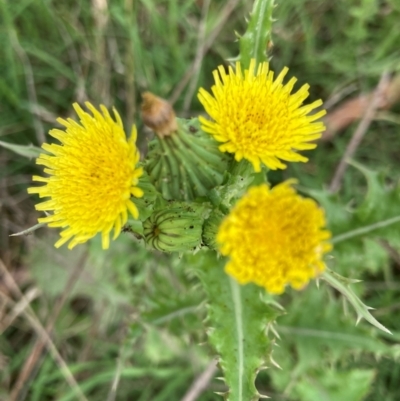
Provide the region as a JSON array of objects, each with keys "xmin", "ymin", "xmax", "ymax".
[
  {"xmin": 217, "ymin": 181, "xmax": 332, "ymax": 294},
  {"xmin": 28, "ymin": 102, "xmax": 143, "ymax": 250},
  {"xmin": 198, "ymin": 59, "xmax": 326, "ymax": 172}
]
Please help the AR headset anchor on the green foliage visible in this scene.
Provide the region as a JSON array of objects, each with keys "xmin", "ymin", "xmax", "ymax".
[
  {"xmin": 272, "ymin": 0, "xmax": 400, "ymax": 90},
  {"xmin": 263, "ymin": 161, "xmax": 400, "ymax": 400},
  {"xmin": 191, "ymin": 251, "xmax": 282, "ymax": 401},
  {"xmin": 2, "ymin": 0, "xmax": 400, "ymax": 400},
  {"xmin": 309, "ymin": 162, "xmax": 400, "ymax": 278},
  {"xmin": 0, "ymin": 140, "xmax": 42, "ymax": 159},
  {"xmin": 295, "ymin": 369, "xmax": 375, "ymax": 401},
  {"xmin": 21, "ymin": 235, "xmax": 213, "ymax": 400},
  {"xmin": 268, "ymin": 284, "xmax": 395, "ymax": 400}
]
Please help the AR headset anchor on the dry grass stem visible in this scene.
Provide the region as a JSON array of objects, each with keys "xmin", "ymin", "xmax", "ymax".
[
  {"xmin": 0, "ymin": 255, "xmax": 88, "ymax": 401},
  {"xmin": 169, "ymin": 0, "xmax": 241, "ymax": 106},
  {"xmin": 182, "ymin": 0, "xmax": 211, "ymax": 112},
  {"xmin": 322, "ymin": 74, "xmax": 400, "ymax": 141},
  {"xmin": 180, "ymin": 359, "xmax": 218, "ymax": 401},
  {"xmin": 0, "ymin": 287, "xmax": 40, "ymax": 334},
  {"xmin": 10, "ymin": 33, "xmax": 45, "ymax": 144},
  {"xmin": 329, "ymin": 71, "xmax": 391, "ymax": 193}
]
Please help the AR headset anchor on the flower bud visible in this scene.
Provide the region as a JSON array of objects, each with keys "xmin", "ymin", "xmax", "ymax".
[
  {"xmin": 141, "ymin": 92, "xmax": 177, "ymax": 137},
  {"xmin": 143, "ymin": 206, "xmax": 204, "ymax": 252},
  {"xmin": 145, "ymin": 118, "xmax": 231, "ymax": 201}
]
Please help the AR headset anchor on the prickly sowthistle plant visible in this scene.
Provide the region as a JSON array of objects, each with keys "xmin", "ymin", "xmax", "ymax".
[{"xmin": 26, "ymin": 0, "xmax": 393, "ymax": 399}]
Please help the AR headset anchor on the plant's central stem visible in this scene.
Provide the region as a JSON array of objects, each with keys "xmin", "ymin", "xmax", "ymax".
[{"xmin": 230, "ymin": 276, "xmax": 244, "ymax": 400}]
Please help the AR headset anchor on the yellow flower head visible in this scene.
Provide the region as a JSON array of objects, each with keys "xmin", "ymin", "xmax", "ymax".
[
  {"xmin": 28, "ymin": 102, "xmax": 143, "ymax": 250},
  {"xmin": 217, "ymin": 181, "xmax": 332, "ymax": 294},
  {"xmin": 198, "ymin": 60, "xmax": 326, "ymax": 172}
]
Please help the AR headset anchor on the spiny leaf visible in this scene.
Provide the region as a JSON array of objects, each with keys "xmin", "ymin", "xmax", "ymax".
[
  {"xmin": 190, "ymin": 251, "xmax": 282, "ymax": 401},
  {"xmin": 322, "ymin": 269, "xmax": 391, "ymax": 334},
  {"xmin": 239, "ymin": 0, "xmax": 275, "ymax": 67},
  {"xmin": 9, "ymin": 222, "xmax": 46, "ymax": 237},
  {"xmin": 0, "ymin": 140, "xmax": 42, "ymax": 159}
]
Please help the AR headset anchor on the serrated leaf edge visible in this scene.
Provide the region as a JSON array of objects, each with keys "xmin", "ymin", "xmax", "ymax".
[{"xmin": 321, "ymin": 269, "xmax": 391, "ymax": 334}]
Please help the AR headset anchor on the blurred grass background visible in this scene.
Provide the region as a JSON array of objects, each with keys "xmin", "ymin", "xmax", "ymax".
[{"xmin": 1, "ymin": 0, "xmax": 400, "ymax": 400}]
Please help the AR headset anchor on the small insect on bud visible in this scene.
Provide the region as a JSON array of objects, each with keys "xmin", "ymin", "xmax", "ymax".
[{"xmin": 141, "ymin": 92, "xmax": 178, "ymax": 137}]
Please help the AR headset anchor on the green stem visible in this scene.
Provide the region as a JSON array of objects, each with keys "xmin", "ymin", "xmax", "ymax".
[
  {"xmin": 331, "ymin": 215, "xmax": 400, "ymax": 244},
  {"xmin": 229, "ymin": 277, "xmax": 244, "ymax": 399}
]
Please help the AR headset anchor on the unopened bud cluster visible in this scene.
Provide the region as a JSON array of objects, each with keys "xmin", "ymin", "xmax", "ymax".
[{"xmin": 139, "ymin": 93, "xmax": 233, "ymax": 253}]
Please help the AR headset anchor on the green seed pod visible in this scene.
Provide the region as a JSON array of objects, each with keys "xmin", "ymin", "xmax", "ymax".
[
  {"xmin": 143, "ymin": 207, "xmax": 204, "ymax": 252},
  {"xmin": 202, "ymin": 208, "xmax": 226, "ymax": 250}
]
